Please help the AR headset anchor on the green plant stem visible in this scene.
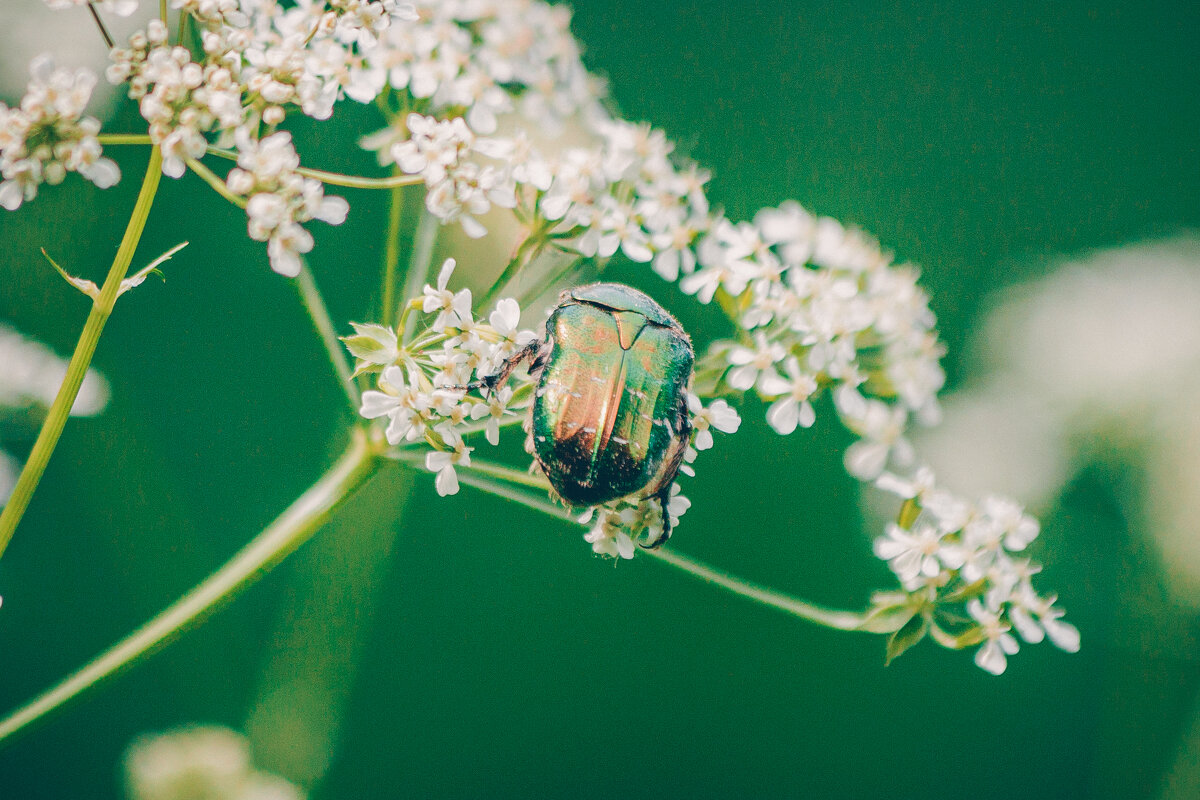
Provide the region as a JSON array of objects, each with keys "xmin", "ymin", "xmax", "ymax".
[
  {"xmin": 99, "ymin": 136, "xmax": 423, "ymax": 191},
  {"xmin": 477, "ymin": 233, "xmax": 542, "ymax": 314},
  {"xmin": 380, "ymin": 176, "xmax": 406, "ymax": 326},
  {"xmin": 186, "ymin": 158, "xmax": 245, "ymax": 208},
  {"xmin": 449, "ymin": 469, "xmax": 872, "ymax": 633},
  {"xmin": 296, "ymin": 260, "xmax": 360, "ymax": 414},
  {"xmin": 640, "ymin": 548, "xmax": 868, "ymax": 631},
  {"xmin": 0, "ymin": 147, "xmax": 163, "ymax": 561},
  {"xmin": 0, "ymin": 428, "xmax": 379, "ymax": 746},
  {"xmin": 402, "ymin": 210, "xmax": 439, "ymax": 343}
]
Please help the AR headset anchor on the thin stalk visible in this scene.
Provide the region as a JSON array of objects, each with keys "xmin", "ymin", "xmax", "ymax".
[
  {"xmin": 97, "ymin": 134, "xmax": 153, "ymax": 146},
  {"xmin": 186, "ymin": 158, "xmax": 245, "ymax": 208},
  {"xmin": 0, "ymin": 148, "xmax": 163, "ymax": 560},
  {"xmin": 87, "ymin": 2, "xmax": 114, "ymax": 48},
  {"xmin": 292, "ymin": 167, "xmax": 422, "ymax": 191},
  {"xmin": 477, "ymin": 234, "xmax": 540, "ymax": 314},
  {"xmin": 98, "ymin": 137, "xmax": 423, "ymax": 191},
  {"xmin": 402, "ymin": 210, "xmax": 439, "ymax": 343},
  {"xmin": 449, "ymin": 469, "xmax": 872, "ymax": 632},
  {"xmin": 159, "ymin": 0, "xmax": 168, "ymax": 21},
  {"xmin": 296, "ymin": 260, "xmax": 360, "ymax": 414},
  {"xmin": 0, "ymin": 429, "xmax": 378, "ymax": 745},
  {"xmin": 380, "ymin": 176, "xmax": 406, "ymax": 327},
  {"xmin": 641, "ymin": 548, "xmax": 869, "ymax": 631}
]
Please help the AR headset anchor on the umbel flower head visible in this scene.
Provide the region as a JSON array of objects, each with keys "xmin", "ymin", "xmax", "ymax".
[{"xmin": 0, "ymin": 55, "xmax": 119, "ymax": 210}]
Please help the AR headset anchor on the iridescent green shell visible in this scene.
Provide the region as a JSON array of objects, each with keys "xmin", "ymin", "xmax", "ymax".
[{"xmin": 530, "ymin": 283, "xmax": 694, "ymax": 506}]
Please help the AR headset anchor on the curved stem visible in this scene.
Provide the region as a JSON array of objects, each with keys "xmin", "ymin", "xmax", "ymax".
[
  {"xmin": 0, "ymin": 147, "xmax": 163, "ymax": 560},
  {"xmin": 448, "ymin": 469, "xmax": 871, "ymax": 632},
  {"xmin": 0, "ymin": 428, "xmax": 379, "ymax": 746},
  {"xmin": 640, "ymin": 548, "xmax": 868, "ymax": 631},
  {"xmin": 291, "ymin": 167, "xmax": 422, "ymax": 191},
  {"xmin": 296, "ymin": 260, "xmax": 360, "ymax": 414}
]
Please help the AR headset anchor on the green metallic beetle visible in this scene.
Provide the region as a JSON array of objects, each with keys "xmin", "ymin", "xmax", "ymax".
[{"xmin": 475, "ymin": 283, "xmax": 694, "ymax": 547}]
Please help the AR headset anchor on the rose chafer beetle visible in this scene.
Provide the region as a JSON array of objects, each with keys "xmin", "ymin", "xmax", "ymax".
[{"xmin": 475, "ymin": 283, "xmax": 694, "ymax": 547}]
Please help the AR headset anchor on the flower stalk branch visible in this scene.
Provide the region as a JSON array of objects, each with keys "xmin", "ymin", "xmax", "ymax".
[
  {"xmin": 0, "ymin": 147, "xmax": 164, "ymax": 561},
  {"xmin": 295, "ymin": 260, "xmax": 360, "ymax": 414},
  {"xmin": 449, "ymin": 469, "xmax": 876, "ymax": 633},
  {"xmin": 0, "ymin": 427, "xmax": 379, "ymax": 745}
]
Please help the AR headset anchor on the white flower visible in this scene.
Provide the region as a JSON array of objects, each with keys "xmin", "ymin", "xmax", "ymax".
[
  {"xmin": 842, "ymin": 399, "xmax": 913, "ymax": 480},
  {"xmin": 725, "ymin": 333, "xmax": 786, "ymax": 393},
  {"xmin": 1008, "ymin": 585, "xmax": 1081, "ymax": 652},
  {"xmin": 421, "ymin": 258, "xmax": 473, "ymax": 331},
  {"xmin": 968, "ymin": 599, "xmax": 1020, "ymax": 676},
  {"xmin": 358, "ymin": 365, "xmax": 426, "ymax": 444},
  {"xmin": 470, "ymin": 386, "xmax": 514, "ymax": 446},
  {"xmin": 873, "ymin": 521, "xmax": 964, "ymax": 585},
  {"xmin": 426, "ymin": 438, "xmax": 472, "ymax": 496},
  {"xmin": 760, "ymin": 356, "xmax": 817, "ymax": 434},
  {"xmin": 687, "ymin": 394, "xmax": 741, "ymax": 451}
]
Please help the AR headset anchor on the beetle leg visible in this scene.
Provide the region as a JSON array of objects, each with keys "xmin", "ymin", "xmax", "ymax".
[
  {"xmin": 459, "ymin": 339, "xmax": 540, "ymax": 395},
  {"xmin": 642, "ymin": 483, "xmax": 675, "ymax": 549}
]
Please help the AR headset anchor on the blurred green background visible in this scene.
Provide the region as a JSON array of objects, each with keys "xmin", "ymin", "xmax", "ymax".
[{"xmin": 1, "ymin": 1, "xmax": 1198, "ymax": 798}]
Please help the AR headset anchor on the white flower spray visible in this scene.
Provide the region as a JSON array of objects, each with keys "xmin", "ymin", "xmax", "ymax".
[{"xmin": 0, "ymin": 0, "xmax": 1078, "ymax": 682}]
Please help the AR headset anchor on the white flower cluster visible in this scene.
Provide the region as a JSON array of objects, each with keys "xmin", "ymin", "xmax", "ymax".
[
  {"xmin": 348, "ymin": 258, "xmax": 538, "ymax": 494},
  {"xmin": 386, "ymin": 113, "xmax": 516, "ymax": 238},
  {"xmin": 365, "ymin": 0, "xmax": 602, "ymax": 134},
  {"xmin": 124, "ymin": 725, "xmax": 304, "ymax": 800},
  {"xmin": 869, "ymin": 466, "xmax": 1078, "ymax": 675},
  {"xmin": 227, "ymin": 130, "xmax": 349, "ymax": 276},
  {"xmin": 374, "ymin": 110, "xmax": 713, "ymax": 268},
  {"xmin": 43, "ymin": 0, "xmax": 138, "ymax": 16},
  {"xmin": 0, "ymin": 55, "xmax": 119, "ymax": 211},
  {"xmin": 106, "ymin": 10, "xmax": 372, "ymax": 274},
  {"xmin": 0, "ymin": 322, "xmax": 109, "ymax": 506},
  {"xmin": 673, "ymin": 202, "xmax": 944, "ymax": 482}
]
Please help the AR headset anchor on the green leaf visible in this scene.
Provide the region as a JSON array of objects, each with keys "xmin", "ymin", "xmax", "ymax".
[
  {"xmin": 858, "ymin": 592, "xmax": 914, "ymax": 633},
  {"xmin": 885, "ymin": 612, "xmax": 930, "ymax": 665},
  {"xmin": 342, "ymin": 322, "xmax": 398, "ymax": 364}
]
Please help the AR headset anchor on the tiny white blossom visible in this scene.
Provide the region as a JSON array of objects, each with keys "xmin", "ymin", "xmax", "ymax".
[
  {"xmin": 426, "ymin": 438, "xmax": 472, "ymax": 496},
  {"xmin": 687, "ymin": 394, "xmax": 741, "ymax": 451},
  {"xmin": 968, "ymin": 599, "xmax": 1020, "ymax": 676}
]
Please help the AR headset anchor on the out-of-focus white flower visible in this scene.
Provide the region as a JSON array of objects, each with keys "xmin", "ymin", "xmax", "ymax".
[
  {"xmin": 0, "ymin": 322, "xmax": 109, "ymax": 415},
  {"xmin": 968, "ymin": 599, "xmax": 1020, "ymax": 676},
  {"xmin": 0, "ymin": 450, "xmax": 19, "ymax": 508},
  {"xmin": 124, "ymin": 724, "xmax": 305, "ymax": 800},
  {"xmin": 0, "ymin": 55, "xmax": 119, "ymax": 210}
]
